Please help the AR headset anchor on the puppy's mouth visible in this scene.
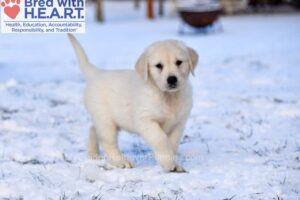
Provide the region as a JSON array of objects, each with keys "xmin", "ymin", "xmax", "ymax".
[
  {"xmin": 167, "ymin": 84, "xmax": 179, "ymax": 91},
  {"xmin": 169, "ymin": 84, "xmax": 177, "ymax": 89}
]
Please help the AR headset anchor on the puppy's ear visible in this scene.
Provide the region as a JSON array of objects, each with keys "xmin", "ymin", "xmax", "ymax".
[
  {"xmin": 187, "ymin": 47, "xmax": 199, "ymax": 76},
  {"xmin": 135, "ymin": 52, "xmax": 149, "ymax": 81}
]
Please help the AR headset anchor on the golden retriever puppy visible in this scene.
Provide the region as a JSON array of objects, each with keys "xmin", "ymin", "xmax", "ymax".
[{"xmin": 68, "ymin": 34, "xmax": 198, "ymax": 172}]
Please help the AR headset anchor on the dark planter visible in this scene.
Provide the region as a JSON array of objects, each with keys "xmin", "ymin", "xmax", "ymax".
[{"xmin": 178, "ymin": 4, "xmax": 221, "ymax": 28}]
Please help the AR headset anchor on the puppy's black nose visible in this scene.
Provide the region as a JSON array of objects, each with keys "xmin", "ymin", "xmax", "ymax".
[{"xmin": 167, "ymin": 76, "xmax": 178, "ymax": 86}]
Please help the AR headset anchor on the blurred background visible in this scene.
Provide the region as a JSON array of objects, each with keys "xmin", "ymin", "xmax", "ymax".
[{"xmin": 91, "ymin": 0, "xmax": 300, "ymax": 22}]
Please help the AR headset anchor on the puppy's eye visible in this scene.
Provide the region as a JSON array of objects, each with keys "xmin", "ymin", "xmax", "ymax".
[
  {"xmin": 155, "ymin": 63, "xmax": 163, "ymax": 70},
  {"xmin": 176, "ymin": 60, "xmax": 183, "ymax": 66}
]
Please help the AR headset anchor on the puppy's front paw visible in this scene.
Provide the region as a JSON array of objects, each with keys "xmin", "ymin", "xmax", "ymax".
[
  {"xmin": 169, "ymin": 164, "xmax": 187, "ymax": 173},
  {"xmin": 110, "ymin": 158, "xmax": 133, "ymax": 169},
  {"xmin": 161, "ymin": 160, "xmax": 186, "ymax": 173}
]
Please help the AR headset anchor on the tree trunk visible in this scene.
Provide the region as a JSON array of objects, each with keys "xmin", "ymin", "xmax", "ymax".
[
  {"xmin": 147, "ymin": 0, "xmax": 154, "ymax": 19},
  {"xmin": 158, "ymin": 0, "xmax": 164, "ymax": 16},
  {"xmin": 96, "ymin": 0, "xmax": 103, "ymax": 22},
  {"xmin": 134, "ymin": 0, "xmax": 140, "ymax": 9}
]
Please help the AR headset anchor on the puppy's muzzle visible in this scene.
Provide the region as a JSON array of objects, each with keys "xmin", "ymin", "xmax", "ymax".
[{"xmin": 167, "ymin": 76, "xmax": 178, "ymax": 89}]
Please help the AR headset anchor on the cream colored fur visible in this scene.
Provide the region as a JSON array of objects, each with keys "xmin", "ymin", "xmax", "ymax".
[{"xmin": 68, "ymin": 34, "xmax": 198, "ymax": 172}]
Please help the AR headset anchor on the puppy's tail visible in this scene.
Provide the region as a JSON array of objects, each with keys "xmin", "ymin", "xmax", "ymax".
[{"xmin": 67, "ymin": 33, "xmax": 100, "ymax": 79}]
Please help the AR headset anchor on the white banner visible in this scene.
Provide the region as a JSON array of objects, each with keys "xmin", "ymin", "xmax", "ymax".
[{"xmin": 0, "ymin": 0, "xmax": 85, "ymax": 33}]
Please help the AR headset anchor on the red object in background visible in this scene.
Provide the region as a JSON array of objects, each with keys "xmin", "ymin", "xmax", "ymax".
[
  {"xmin": 178, "ymin": 5, "xmax": 221, "ymax": 28},
  {"xmin": 147, "ymin": 0, "xmax": 154, "ymax": 19}
]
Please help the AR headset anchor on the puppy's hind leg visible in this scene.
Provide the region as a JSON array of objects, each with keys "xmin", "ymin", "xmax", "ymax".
[
  {"xmin": 88, "ymin": 126, "xmax": 100, "ymax": 159},
  {"xmin": 96, "ymin": 123, "xmax": 133, "ymax": 168}
]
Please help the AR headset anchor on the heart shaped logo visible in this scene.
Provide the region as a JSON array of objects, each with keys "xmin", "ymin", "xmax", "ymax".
[
  {"xmin": 1, "ymin": 0, "xmax": 21, "ymax": 20},
  {"xmin": 4, "ymin": 5, "xmax": 20, "ymax": 19}
]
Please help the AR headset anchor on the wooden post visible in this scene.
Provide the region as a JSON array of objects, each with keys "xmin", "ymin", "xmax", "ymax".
[
  {"xmin": 134, "ymin": 0, "xmax": 140, "ymax": 9},
  {"xmin": 147, "ymin": 0, "xmax": 154, "ymax": 19},
  {"xmin": 158, "ymin": 0, "xmax": 164, "ymax": 16},
  {"xmin": 96, "ymin": 0, "xmax": 103, "ymax": 22}
]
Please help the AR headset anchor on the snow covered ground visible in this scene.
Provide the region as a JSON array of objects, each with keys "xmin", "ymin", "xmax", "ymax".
[{"xmin": 0, "ymin": 2, "xmax": 300, "ymax": 199}]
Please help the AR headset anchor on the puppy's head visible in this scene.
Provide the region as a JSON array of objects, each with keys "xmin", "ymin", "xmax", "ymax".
[{"xmin": 135, "ymin": 40, "xmax": 198, "ymax": 92}]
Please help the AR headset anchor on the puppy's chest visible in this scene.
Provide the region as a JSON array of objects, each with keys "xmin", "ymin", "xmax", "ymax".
[{"xmin": 159, "ymin": 97, "xmax": 187, "ymax": 132}]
